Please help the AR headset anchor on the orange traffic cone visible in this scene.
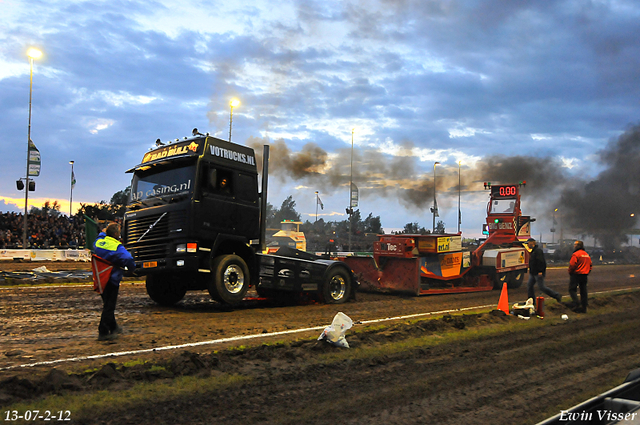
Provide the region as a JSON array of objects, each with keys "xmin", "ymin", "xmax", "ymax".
[{"xmin": 497, "ymin": 282, "xmax": 509, "ymax": 315}]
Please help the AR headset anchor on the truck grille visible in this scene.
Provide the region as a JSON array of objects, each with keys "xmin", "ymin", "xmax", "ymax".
[
  {"xmin": 125, "ymin": 212, "xmax": 186, "ymax": 262},
  {"xmin": 126, "ymin": 212, "xmax": 184, "ymax": 242},
  {"xmin": 131, "ymin": 243, "xmax": 168, "ymax": 262}
]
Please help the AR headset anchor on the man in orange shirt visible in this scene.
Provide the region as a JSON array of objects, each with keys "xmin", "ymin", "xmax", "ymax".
[{"xmin": 568, "ymin": 240, "xmax": 592, "ymax": 313}]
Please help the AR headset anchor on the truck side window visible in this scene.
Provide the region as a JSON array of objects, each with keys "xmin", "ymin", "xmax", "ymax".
[
  {"xmin": 205, "ymin": 167, "xmax": 233, "ymax": 196},
  {"xmin": 236, "ymin": 173, "xmax": 257, "ymax": 202}
]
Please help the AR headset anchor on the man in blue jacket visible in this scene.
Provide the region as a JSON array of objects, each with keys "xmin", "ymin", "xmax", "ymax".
[{"xmin": 94, "ymin": 223, "xmax": 135, "ymax": 341}]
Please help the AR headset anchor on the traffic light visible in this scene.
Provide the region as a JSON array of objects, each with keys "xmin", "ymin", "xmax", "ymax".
[
  {"xmin": 29, "ymin": 181, "xmax": 35, "ymax": 191},
  {"xmin": 16, "ymin": 180, "xmax": 24, "ymax": 190}
]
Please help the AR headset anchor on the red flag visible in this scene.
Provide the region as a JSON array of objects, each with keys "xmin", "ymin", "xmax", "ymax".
[{"xmin": 91, "ymin": 254, "xmax": 113, "ymax": 294}]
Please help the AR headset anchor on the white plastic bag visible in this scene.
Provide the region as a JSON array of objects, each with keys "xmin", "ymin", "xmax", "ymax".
[{"xmin": 318, "ymin": 312, "xmax": 353, "ymax": 348}]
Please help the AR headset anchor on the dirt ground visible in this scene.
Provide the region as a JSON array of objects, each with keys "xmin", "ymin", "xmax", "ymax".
[{"xmin": 1, "ymin": 262, "xmax": 640, "ymax": 424}]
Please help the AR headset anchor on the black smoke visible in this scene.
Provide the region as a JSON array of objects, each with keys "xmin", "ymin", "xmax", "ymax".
[
  {"xmin": 558, "ymin": 125, "xmax": 640, "ymax": 248},
  {"xmin": 246, "ymin": 125, "xmax": 640, "ymax": 248}
]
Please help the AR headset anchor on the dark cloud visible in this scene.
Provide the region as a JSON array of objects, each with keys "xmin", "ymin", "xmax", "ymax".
[
  {"xmin": 559, "ymin": 124, "xmax": 640, "ymax": 248},
  {"xmin": 1, "ymin": 0, "xmax": 639, "ymax": 235},
  {"xmin": 249, "ymin": 123, "xmax": 639, "ymax": 247}
]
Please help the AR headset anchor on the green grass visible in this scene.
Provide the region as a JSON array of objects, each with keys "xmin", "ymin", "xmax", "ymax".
[
  {"xmin": 4, "ymin": 373, "xmax": 249, "ymax": 423},
  {"xmin": 5, "ymin": 289, "xmax": 639, "ymax": 422}
]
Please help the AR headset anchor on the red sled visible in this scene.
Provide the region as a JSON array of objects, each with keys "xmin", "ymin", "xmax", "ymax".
[{"xmin": 91, "ymin": 254, "xmax": 113, "ymax": 294}]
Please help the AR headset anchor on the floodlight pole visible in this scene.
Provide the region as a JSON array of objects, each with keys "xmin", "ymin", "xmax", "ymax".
[
  {"xmin": 458, "ymin": 161, "xmax": 461, "ymax": 233},
  {"xmin": 69, "ymin": 161, "xmax": 75, "ymax": 216},
  {"xmin": 23, "ymin": 54, "xmax": 36, "ymax": 248},
  {"xmin": 348, "ymin": 128, "xmax": 354, "ymax": 251},
  {"xmin": 432, "ymin": 162, "xmax": 439, "ymax": 233}
]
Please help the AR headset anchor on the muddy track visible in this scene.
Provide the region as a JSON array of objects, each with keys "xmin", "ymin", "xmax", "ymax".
[{"xmin": 1, "ymin": 263, "xmax": 639, "ymax": 424}]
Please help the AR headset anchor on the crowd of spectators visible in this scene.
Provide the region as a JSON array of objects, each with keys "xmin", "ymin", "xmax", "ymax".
[{"xmin": 0, "ymin": 212, "xmax": 86, "ymax": 249}]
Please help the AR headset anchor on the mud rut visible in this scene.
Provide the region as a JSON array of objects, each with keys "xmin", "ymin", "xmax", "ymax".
[{"xmin": 1, "ymin": 263, "xmax": 640, "ymax": 424}]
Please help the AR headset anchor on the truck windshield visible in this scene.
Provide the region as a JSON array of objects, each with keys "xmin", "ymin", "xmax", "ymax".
[
  {"xmin": 130, "ymin": 165, "xmax": 195, "ymax": 205},
  {"xmin": 490, "ymin": 199, "xmax": 516, "ymax": 214}
]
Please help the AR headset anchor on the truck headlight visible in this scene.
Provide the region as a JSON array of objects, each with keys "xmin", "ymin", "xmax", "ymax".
[
  {"xmin": 176, "ymin": 260, "xmax": 185, "ymax": 267},
  {"xmin": 176, "ymin": 244, "xmax": 186, "ymax": 253},
  {"xmin": 187, "ymin": 243, "xmax": 197, "ymax": 253}
]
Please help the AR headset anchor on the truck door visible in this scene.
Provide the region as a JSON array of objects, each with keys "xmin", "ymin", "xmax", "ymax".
[{"xmin": 198, "ymin": 165, "xmax": 259, "ymax": 238}]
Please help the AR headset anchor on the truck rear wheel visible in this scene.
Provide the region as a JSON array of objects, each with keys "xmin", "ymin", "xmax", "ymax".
[
  {"xmin": 146, "ymin": 274, "xmax": 186, "ymax": 306},
  {"xmin": 209, "ymin": 254, "xmax": 250, "ymax": 305},
  {"xmin": 322, "ymin": 268, "xmax": 352, "ymax": 304}
]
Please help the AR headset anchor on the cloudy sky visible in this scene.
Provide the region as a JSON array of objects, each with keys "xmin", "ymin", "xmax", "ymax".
[{"xmin": 1, "ymin": 0, "xmax": 639, "ymax": 240}]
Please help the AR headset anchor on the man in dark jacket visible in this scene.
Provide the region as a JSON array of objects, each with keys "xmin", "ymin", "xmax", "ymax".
[
  {"xmin": 94, "ymin": 223, "xmax": 135, "ymax": 340},
  {"xmin": 568, "ymin": 240, "xmax": 592, "ymax": 313},
  {"xmin": 526, "ymin": 238, "xmax": 562, "ymax": 303}
]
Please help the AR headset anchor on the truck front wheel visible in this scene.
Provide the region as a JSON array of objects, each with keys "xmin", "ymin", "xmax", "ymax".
[
  {"xmin": 146, "ymin": 274, "xmax": 186, "ymax": 306},
  {"xmin": 209, "ymin": 254, "xmax": 250, "ymax": 305},
  {"xmin": 322, "ymin": 268, "xmax": 352, "ymax": 304}
]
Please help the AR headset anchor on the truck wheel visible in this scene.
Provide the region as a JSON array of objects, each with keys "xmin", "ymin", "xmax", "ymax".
[
  {"xmin": 209, "ymin": 254, "xmax": 250, "ymax": 305},
  {"xmin": 146, "ymin": 274, "xmax": 186, "ymax": 306},
  {"xmin": 322, "ymin": 268, "xmax": 352, "ymax": 304}
]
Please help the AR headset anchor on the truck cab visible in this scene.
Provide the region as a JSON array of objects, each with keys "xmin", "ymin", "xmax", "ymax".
[{"xmin": 124, "ymin": 130, "xmax": 355, "ymax": 306}]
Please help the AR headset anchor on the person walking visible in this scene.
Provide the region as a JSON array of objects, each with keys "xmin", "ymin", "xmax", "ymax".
[
  {"xmin": 568, "ymin": 240, "xmax": 592, "ymax": 313},
  {"xmin": 526, "ymin": 238, "xmax": 562, "ymax": 303},
  {"xmin": 94, "ymin": 223, "xmax": 135, "ymax": 341}
]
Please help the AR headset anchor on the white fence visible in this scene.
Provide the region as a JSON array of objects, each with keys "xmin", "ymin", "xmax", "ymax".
[{"xmin": 0, "ymin": 249, "xmax": 91, "ymax": 262}]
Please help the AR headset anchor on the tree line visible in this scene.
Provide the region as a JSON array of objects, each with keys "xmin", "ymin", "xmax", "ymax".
[
  {"xmin": 267, "ymin": 195, "xmax": 446, "ymax": 252},
  {"xmin": 33, "ymin": 188, "xmax": 446, "ymax": 252}
]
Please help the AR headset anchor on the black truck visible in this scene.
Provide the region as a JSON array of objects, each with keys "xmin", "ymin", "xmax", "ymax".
[{"xmin": 123, "ymin": 129, "xmax": 355, "ymax": 306}]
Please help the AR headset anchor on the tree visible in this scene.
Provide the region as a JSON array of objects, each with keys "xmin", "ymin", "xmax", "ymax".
[
  {"xmin": 78, "ymin": 186, "xmax": 131, "ymax": 221},
  {"xmin": 109, "ymin": 186, "xmax": 131, "ymax": 217},
  {"xmin": 299, "ymin": 209, "xmax": 384, "ymax": 252},
  {"xmin": 78, "ymin": 201, "xmax": 116, "ymax": 221},
  {"xmin": 30, "ymin": 200, "xmax": 62, "ymax": 217},
  {"xmin": 363, "ymin": 213, "xmax": 383, "ymax": 234},
  {"xmin": 435, "ymin": 220, "xmax": 446, "ymax": 234},
  {"xmin": 401, "ymin": 222, "xmax": 430, "ymax": 235},
  {"xmin": 350, "ymin": 209, "xmax": 363, "ymax": 234},
  {"xmin": 269, "ymin": 195, "xmax": 301, "ymax": 229}
]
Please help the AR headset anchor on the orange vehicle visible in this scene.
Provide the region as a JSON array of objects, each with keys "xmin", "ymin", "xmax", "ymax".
[{"xmin": 339, "ymin": 182, "xmax": 534, "ymax": 295}]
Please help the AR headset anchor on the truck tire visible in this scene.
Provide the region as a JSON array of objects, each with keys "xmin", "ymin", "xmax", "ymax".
[
  {"xmin": 146, "ymin": 274, "xmax": 186, "ymax": 306},
  {"xmin": 322, "ymin": 267, "xmax": 352, "ymax": 304},
  {"xmin": 209, "ymin": 254, "xmax": 250, "ymax": 305}
]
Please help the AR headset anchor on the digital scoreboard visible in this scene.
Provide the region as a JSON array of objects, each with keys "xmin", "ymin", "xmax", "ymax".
[{"xmin": 491, "ymin": 185, "xmax": 519, "ymax": 199}]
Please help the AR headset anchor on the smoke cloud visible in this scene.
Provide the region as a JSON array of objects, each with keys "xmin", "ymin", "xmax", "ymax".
[
  {"xmin": 247, "ymin": 125, "xmax": 640, "ymax": 248},
  {"xmin": 558, "ymin": 125, "xmax": 640, "ymax": 248}
]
